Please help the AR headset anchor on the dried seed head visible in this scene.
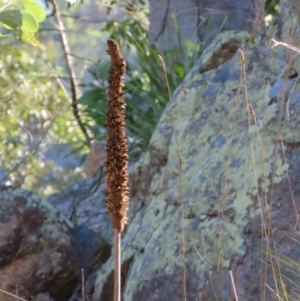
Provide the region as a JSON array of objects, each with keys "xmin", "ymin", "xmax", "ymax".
[
  {"xmin": 107, "ymin": 39, "xmax": 123, "ymax": 65},
  {"xmin": 158, "ymin": 54, "xmax": 166, "ymax": 73},
  {"xmin": 248, "ymin": 105, "xmax": 256, "ymax": 124},
  {"xmin": 105, "ymin": 39, "xmax": 129, "ymax": 233}
]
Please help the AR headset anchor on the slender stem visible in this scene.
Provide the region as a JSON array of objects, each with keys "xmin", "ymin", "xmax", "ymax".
[
  {"xmin": 229, "ymin": 270, "xmax": 239, "ymax": 301},
  {"xmin": 51, "ymin": 0, "xmax": 90, "ymax": 142},
  {"xmin": 114, "ymin": 229, "xmax": 121, "ymax": 301},
  {"xmin": 81, "ymin": 269, "xmax": 85, "ymax": 301}
]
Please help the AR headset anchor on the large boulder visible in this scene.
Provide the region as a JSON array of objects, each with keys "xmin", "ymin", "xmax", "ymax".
[
  {"xmin": 89, "ymin": 0, "xmax": 300, "ymax": 300},
  {"xmin": 0, "ymin": 185, "xmax": 79, "ymax": 301}
]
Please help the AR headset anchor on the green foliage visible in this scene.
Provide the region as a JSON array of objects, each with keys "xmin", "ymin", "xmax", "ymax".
[
  {"xmin": 78, "ymin": 1, "xmax": 280, "ymax": 159},
  {"xmin": 0, "ymin": 0, "xmax": 281, "ymax": 191},
  {"xmin": 0, "ymin": 45, "xmax": 84, "ymax": 193},
  {"xmin": 78, "ymin": 18, "xmax": 202, "ymax": 158},
  {"xmin": 102, "ymin": 0, "xmax": 148, "ymax": 14},
  {"xmin": 0, "ymin": 0, "xmax": 45, "ymax": 48},
  {"xmin": 265, "ymin": 0, "xmax": 280, "ymax": 17},
  {"xmin": 21, "ymin": 0, "xmax": 46, "ymax": 23}
]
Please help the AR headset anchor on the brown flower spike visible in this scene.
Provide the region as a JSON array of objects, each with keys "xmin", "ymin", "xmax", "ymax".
[{"xmin": 105, "ymin": 39, "xmax": 129, "ymax": 233}]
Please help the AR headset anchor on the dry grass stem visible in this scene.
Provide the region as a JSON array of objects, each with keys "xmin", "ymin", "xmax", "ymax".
[
  {"xmin": 0, "ymin": 289, "xmax": 28, "ymax": 301},
  {"xmin": 248, "ymin": 104, "xmax": 257, "ymax": 124},
  {"xmin": 285, "ymin": 75, "xmax": 299, "ymax": 121},
  {"xmin": 272, "ymin": 39, "xmax": 300, "ymax": 53},
  {"xmin": 175, "ymin": 91, "xmax": 187, "ymax": 300},
  {"xmin": 81, "ymin": 269, "xmax": 85, "ymax": 301},
  {"xmin": 229, "ymin": 270, "xmax": 239, "ymax": 301},
  {"xmin": 279, "ymin": 136, "xmax": 299, "ymax": 229},
  {"xmin": 287, "ymin": 0, "xmax": 300, "ymax": 22},
  {"xmin": 158, "ymin": 55, "xmax": 171, "ymax": 100}
]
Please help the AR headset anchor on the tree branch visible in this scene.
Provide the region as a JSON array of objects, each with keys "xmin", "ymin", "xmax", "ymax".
[{"xmin": 51, "ymin": 0, "xmax": 90, "ymax": 142}]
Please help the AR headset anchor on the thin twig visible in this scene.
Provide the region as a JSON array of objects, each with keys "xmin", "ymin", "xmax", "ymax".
[
  {"xmin": 272, "ymin": 38, "xmax": 300, "ymax": 53},
  {"xmin": 229, "ymin": 270, "xmax": 239, "ymax": 301},
  {"xmin": 60, "ymin": 14, "xmax": 108, "ymax": 23},
  {"xmin": 45, "ymin": 61, "xmax": 70, "ymax": 101},
  {"xmin": 279, "ymin": 136, "xmax": 299, "ymax": 229},
  {"xmin": 272, "ymin": 39, "xmax": 300, "ymax": 122},
  {"xmin": 51, "ymin": 0, "xmax": 90, "ymax": 142},
  {"xmin": 0, "ymin": 289, "xmax": 28, "ymax": 301},
  {"xmin": 286, "ymin": 75, "xmax": 299, "ymax": 121},
  {"xmin": 175, "ymin": 90, "xmax": 187, "ymax": 301},
  {"xmin": 154, "ymin": 0, "xmax": 170, "ymax": 43},
  {"xmin": 0, "ymin": 2, "xmax": 10, "ymax": 11}
]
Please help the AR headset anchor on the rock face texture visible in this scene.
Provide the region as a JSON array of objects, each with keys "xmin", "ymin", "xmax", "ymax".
[
  {"xmin": 2, "ymin": 1, "xmax": 300, "ymax": 301},
  {"xmin": 89, "ymin": 1, "xmax": 300, "ymax": 300},
  {"xmin": 0, "ymin": 186, "xmax": 78, "ymax": 301},
  {"xmin": 47, "ymin": 172, "xmax": 111, "ymax": 273}
]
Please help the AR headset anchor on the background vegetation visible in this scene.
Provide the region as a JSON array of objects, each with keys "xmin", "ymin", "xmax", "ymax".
[{"xmin": 0, "ymin": 0, "xmax": 279, "ymax": 194}]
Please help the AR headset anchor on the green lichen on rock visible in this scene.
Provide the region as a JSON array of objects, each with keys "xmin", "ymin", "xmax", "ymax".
[{"xmin": 197, "ymin": 30, "xmax": 250, "ymax": 74}]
